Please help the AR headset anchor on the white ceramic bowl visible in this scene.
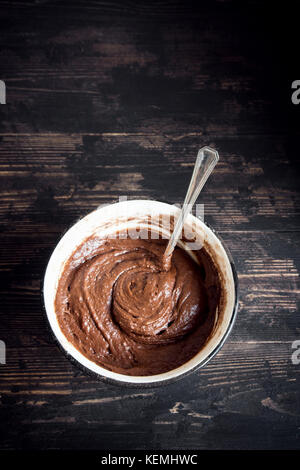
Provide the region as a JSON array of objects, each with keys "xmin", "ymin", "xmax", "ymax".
[{"xmin": 43, "ymin": 200, "xmax": 238, "ymax": 385}]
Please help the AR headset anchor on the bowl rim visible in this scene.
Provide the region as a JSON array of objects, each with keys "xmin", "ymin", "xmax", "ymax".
[{"xmin": 43, "ymin": 199, "xmax": 239, "ymax": 386}]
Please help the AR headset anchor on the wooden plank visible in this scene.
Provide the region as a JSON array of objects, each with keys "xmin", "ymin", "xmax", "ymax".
[
  {"xmin": 0, "ymin": 341, "xmax": 299, "ymax": 450},
  {"xmin": 0, "ymin": 134, "xmax": 299, "ymax": 232},
  {"xmin": 0, "ymin": 2, "xmax": 295, "ymax": 136}
]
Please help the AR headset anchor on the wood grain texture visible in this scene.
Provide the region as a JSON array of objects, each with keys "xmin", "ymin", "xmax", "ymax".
[
  {"xmin": 0, "ymin": 0, "xmax": 299, "ymax": 451},
  {"xmin": 0, "ymin": 134, "xmax": 299, "ymax": 233}
]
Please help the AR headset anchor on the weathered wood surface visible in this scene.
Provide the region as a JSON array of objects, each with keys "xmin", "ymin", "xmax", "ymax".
[{"xmin": 0, "ymin": 1, "xmax": 299, "ymax": 450}]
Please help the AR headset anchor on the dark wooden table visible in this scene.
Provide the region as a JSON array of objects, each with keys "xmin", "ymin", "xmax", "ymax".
[{"xmin": 0, "ymin": 1, "xmax": 299, "ymax": 451}]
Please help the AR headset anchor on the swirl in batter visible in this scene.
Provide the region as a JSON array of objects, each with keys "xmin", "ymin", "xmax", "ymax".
[{"xmin": 55, "ymin": 236, "xmax": 220, "ymax": 376}]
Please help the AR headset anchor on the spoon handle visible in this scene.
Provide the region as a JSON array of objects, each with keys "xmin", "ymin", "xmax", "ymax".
[{"xmin": 164, "ymin": 146, "xmax": 219, "ymax": 260}]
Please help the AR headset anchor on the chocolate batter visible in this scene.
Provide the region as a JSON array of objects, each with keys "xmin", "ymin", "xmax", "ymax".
[{"xmin": 55, "ymin": 234, "xmax": 221, "ymax": 376}]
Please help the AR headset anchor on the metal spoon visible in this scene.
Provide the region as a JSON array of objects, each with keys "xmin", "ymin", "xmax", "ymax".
[{"xmin": 163, "ymin": 146, "xmax": 219, "ymax": 266}]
